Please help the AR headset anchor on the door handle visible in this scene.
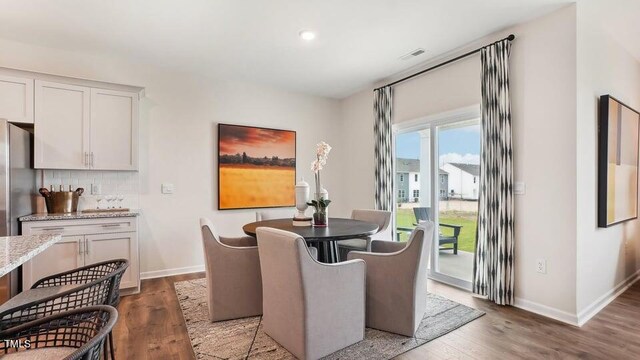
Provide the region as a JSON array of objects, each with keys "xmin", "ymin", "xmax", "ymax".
[
  {"xmin": 85, "ymin": 238, "xmax": 89, "ymax": 255},
  {"xmin": 102, "ymin": 224, "xmax": 122, "ymax": 228},
  {"xmin": 79, "ymin": 239, "xmax": 83, "ymax": 255},
  {"xmin": 84, "ymin": 152, "xmax": 89, "ymax": 167}
]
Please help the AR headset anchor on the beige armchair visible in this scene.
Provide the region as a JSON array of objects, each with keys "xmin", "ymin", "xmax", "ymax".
[
  {"xmin": 256, "ymin": 227, "xmax": 366, "ymax": 359},
  {"xmin": 347, "ymin": 221, "xmax": 434, "ymax": 337},
  {"xmin": 199, "ymin": 218, "xmax": 262, "ymax": 322},
  {"xmin": 337, "ymin": 209, "xmax": 392, "ymax": 260}
]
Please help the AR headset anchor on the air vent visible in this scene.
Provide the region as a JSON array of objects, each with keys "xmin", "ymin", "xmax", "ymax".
[{"xmin": 400, "ymin": 48, "xmax": 426, "ymax": 61}]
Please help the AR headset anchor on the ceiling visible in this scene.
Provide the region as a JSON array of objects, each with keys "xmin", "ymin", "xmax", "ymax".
[{"xmin": 0, "ymin": 0, "xmax": 574, "ymax": 98}]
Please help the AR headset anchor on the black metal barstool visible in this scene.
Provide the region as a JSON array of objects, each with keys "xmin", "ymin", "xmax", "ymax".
[
  {"xmin": 0, "ymin": 259, "xmax": 129, "ymax": 360},
  {"xmin": 0, "ymin": 305, "xmax": 118, "ymax": 359}
]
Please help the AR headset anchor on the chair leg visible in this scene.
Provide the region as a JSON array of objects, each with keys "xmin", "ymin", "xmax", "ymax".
[
  {"xmin": 453, "ymin": 242, "xmax": 458, "ymax": 255},
  {"xmin": 109, "ymin": 331, "xmax": 116, "ymax": 360},
  {"xmin": 103, "ymin": 335, "xmax": 109, "ymax": 360}
]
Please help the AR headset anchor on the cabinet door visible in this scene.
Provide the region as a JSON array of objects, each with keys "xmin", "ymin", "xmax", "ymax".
[
  {"xmin": 0, "ymin": 75, "xmax": 34, "ymax": 124},
  {"xmin": 85, "ymin": 232, "xmax": 139, "ymax": 290},
  {"xmin": 22, "ymin": 235, "xmax": 84, "ymax": 290},
  {"xmin": 90, "ymin": 88, "xmax": 139, "ymax": 170},
  {"xmin": 34, "ymin": 80, "xmax": 90, "ymax": 169}
]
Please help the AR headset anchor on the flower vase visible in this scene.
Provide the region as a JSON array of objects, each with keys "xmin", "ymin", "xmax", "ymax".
[{"xmin": 313, "ymin": 208, "xmax": 328, "ymax": 227}]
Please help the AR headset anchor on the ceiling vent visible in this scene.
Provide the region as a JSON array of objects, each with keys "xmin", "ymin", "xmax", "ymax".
[{"xmin": 400, "ymin": 48, "xmax": 426, "ymax": 61}]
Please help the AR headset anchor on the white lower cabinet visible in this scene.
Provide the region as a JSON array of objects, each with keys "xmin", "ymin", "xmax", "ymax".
[{"xmin": 21, "ymin": 217, "xmax": 140, "ymax": 294}]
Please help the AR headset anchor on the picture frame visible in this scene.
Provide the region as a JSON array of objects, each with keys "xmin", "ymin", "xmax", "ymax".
[
  {"xmin": 217, "ymin": 123, "xmax": 296, "ymax": 210},
  {"xmin": 598, "ymin": 95, "xmax": 640, "ymax": 228}
]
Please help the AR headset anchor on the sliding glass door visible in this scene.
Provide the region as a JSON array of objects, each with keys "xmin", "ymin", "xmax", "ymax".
[{"xmin": 394, "ymin": 107, "xmax": 480, "ymax": 290}]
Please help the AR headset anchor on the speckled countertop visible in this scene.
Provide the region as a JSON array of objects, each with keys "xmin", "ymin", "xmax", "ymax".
[
  {"xmin": 0, "ymin": 234, "xmax": 62, "ymax": 277},
  {"xmin": 19, "ymin": 210, "xmax": 140, "ymax": 222}
]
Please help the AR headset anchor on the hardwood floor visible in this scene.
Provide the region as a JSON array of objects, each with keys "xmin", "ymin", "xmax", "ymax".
[{"xmin": 113, "ymin": 273, "xmax": 640, "ymax": 359}]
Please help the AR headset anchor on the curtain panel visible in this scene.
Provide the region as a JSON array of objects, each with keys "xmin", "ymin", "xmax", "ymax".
[
  {"xmin": 373, "ymin": 87, "xmax": 394, "ymax": 212},
  {"xmin": 473, "ymin": 39, "xmax": 515, "ymax": 305}
]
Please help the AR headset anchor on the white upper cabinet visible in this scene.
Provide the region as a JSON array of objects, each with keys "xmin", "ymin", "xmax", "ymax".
[
  {"xmin": 0, "ymin": 75, "xmax": 34, "ymax": 124},
  {"xmin": 90, "ymin": 88, "xmax": 139, "ymax": 170},
  {"xmin": 34, "ymin": 80, "xmax": 139, "ymax": 171},
  {"xmin": 34, "ymin": 80, "xmax": 90, "ymax": 170}
]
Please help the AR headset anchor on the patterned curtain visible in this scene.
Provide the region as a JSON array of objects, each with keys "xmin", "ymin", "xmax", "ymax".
[
  {"xmin": 374, "ymin": 87, "xmax": 393, "ymax": 211},
  {"xmin": 473, "ymin": 39, "xmax": 515, "ymax": 305}
]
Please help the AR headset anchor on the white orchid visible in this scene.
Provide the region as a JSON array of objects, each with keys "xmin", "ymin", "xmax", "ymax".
[
  {"xmin": 311, "ymin": 142, "xmax": 332, "ymax": 205},
  {"xmin": 316, "ymin": 141, "xmax": 332, "ymax": 159}
]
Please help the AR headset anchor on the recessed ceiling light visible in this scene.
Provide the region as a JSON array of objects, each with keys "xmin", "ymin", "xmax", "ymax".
[{"xmin": 299, "ymin": 30, "xmax": 316, "ymax": 41}]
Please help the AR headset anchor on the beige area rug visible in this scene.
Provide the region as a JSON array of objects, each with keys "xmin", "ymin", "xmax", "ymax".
[{"xmin": 175, "ymin": 279, "xmax": 484, "ymax": 359}]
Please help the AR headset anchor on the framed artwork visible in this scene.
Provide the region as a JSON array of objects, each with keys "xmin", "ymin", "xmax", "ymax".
[
  {"xmin": 218, "ymin": 123, "xmax": 296, "ymax": 210},
  {"xmin": 598, "ymin": 95, "xmax": 640, "ymax": 228}
]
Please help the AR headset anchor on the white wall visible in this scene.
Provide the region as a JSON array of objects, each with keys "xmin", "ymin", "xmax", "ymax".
[
  {"xmin": 340, "ymin": 5, "xmax": 579, "ymax": 320},
  {"xmin": 575, "ymin": 0, "xmax": 640, "ymax": 324},
  {"xmin": 0, "ymin": 37, "xmax": 347, "ymax": 277}
]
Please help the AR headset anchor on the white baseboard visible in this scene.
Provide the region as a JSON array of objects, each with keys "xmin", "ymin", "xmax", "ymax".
[
  {"xmin": 513, "ymin": 297, "xmax": 579, "ymax": 326},
  {"xmin": 140, "ymin": 265, "xmax": 205, "ymax": 280},
  {"xmin": 576, "ymin": 268, "xmax": 640, "ymax": 327}
]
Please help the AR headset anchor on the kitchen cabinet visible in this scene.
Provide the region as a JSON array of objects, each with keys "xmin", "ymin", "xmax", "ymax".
[
  {"xmin": 90, "ymin": 88, "xmax": 139, "ymax": 170},
  {"xmin": 34, "ymin": 81, "xmax": 139, "ymax": 170},
  {"xmin": 21, "ymin": 216, "xmax": 140, "ymax": 294},
  {"xmin": 34, "ymin": 80, "xmax": 90, "ymax": 169},
  {"xmin": 0, "ymin": 75, "xmax": 34, "ymax": 124}
]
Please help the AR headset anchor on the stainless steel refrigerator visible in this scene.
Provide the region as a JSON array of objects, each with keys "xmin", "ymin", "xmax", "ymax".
[{"xmin": 0, "ymin": 119, "xmax": 36, "ymax": 302}]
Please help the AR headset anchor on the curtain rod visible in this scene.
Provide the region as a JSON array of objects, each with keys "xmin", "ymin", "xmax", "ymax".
[{"xmin": 373, "ymin": 34, "xmax": 515, "ymax": 92}]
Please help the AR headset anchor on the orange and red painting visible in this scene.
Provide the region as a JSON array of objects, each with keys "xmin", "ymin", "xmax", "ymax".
[{"xmin": 218, "ymin": 124, "xmax": 296, "ymax": 210}]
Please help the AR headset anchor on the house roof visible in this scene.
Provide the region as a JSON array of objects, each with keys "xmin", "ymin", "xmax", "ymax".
[
  {"xmin": 396, "ymin": 158, "xmax": 448, "ymax": 175},
  {"xmin": 447, "ymin": 163, "xmax": 480, "ymax": 176}
]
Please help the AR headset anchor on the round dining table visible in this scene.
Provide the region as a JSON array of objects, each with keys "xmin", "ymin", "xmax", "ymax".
[{"xmin": 242, "ymin": 218, "xmax": 379, "ymax": 263}]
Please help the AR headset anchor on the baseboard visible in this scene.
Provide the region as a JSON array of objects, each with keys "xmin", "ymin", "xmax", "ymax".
[
  {"xmin": 576, "ymin": 268, "xmax": 640, "ymax": 326},
  {"xmin": 140, "ymin": 265, "xmax": 205, "ymax": 280},
  {"xmin": 513, "ymin": 297, "xmax": 579, "ymax": 326}
]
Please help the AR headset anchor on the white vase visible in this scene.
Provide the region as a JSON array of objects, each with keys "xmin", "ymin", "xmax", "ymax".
[{"xmin": 294, "ymin": 179, "xmax": 310, "ymax": 220}]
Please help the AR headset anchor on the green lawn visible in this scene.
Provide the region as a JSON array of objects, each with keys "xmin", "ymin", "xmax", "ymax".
[{"xmin": 396, "ymin": 208, "xmax": 477, "ymax": 253}]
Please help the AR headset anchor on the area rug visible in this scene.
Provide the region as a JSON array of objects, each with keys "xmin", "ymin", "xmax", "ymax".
[{"xmin": 175, "ymin": 279, "xmax": 484, "ymax": 359}]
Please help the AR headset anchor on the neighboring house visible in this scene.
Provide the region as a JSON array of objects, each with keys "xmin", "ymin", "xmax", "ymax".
[
  {"xmin": 396, "ymin": 158, "xmax": 450, "ymax": 203},
  {"xmin": 441, "ymin": 162, "xmax": 480, "ymax": 200}
]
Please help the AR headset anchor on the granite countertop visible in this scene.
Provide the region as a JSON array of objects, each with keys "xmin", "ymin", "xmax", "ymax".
[
  {"xmin": 0, "ymin": 234, "xmax": 62, "ymax": 277},
  {"xmin": 19, "ymin": 210, "xmax": 140, "ymax": 222}
]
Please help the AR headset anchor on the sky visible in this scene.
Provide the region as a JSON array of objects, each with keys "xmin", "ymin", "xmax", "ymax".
[
  {"xmin": 219, "ymin": 124, "xmax": 296, "ymax": 158},
  {"xmin": 396, "ymin": 126, "xmax": 480, "ymax": 165}
]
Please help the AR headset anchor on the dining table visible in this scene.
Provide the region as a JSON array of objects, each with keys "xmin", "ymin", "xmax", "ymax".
[{"xmin": 242, "ymin": 217, "xmax": 379, "ymax": 263}]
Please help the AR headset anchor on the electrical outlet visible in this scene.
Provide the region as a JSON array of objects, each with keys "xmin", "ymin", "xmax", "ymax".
[
  {"xmin": 161, "ymin": 183, "xmax": 174, "ymax": 194},
  {"xmin": 91, "ymin": 184, "xmax": 102, "ymax": 195},
  {"xmin": 536, "ymin": 258, "xmax": 547, "ymax": 274}
]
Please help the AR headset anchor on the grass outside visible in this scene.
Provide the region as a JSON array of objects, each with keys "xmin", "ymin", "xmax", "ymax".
[{"xmin": 396, "ymin": 207, "xmax": 478, "ymax": 253}]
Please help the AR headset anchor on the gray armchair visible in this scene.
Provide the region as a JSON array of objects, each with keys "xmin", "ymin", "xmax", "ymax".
[
  {"xmin": 348, "ymin": 221, "xmax": 434, "ymax": 337},
  {"xmin": 337, "ymin": 209, "xmax": 392, "ymax": 261},
  {"xmin": 256, "ymin": 227, "xmax": 365, "ymax": 359},
  {"xmin": 200, "ymin": 218, "xmax": 263, "ymax": 322}
]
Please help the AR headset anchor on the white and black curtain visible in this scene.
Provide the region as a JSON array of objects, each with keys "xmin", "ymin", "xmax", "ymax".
[
  {"xmin": 374, "ymin": 87, "xmax": 394, "ymax": 211},
  {"xmin": 473, "ymin": 39, "xmax": 515, "ymax": 305}
]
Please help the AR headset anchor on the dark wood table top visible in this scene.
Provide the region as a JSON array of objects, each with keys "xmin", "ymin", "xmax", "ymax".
[{"xmin": 242, "ymin": 218, "xmax": 379, "ymax": 242}]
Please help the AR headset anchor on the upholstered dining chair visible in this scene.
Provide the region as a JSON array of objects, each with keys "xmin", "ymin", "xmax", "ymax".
[
  {"xmin": 337, "ymin": 209, "xmax": 392, "ymax": 261},
  {"xmin": 200, "ymin": 218, "xmax": 263, "ymax": 322},
  {"xmin": 256, "ymin": 227, "xmax": 366, "ymax": 360},
  {"xmin": 348, "ymin": 221, "xmax": 434, "ymax": 337},
  {"xmin": 255, "ymin": 209, "xmax": 294, "ymax": 221}
]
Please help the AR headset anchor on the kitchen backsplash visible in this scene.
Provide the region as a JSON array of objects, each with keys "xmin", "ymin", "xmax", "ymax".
[{"xmin": 41, "ymin": 170, "xmax": 139, "ymax": 211}]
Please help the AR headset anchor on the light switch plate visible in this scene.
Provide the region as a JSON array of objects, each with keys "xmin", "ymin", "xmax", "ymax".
[
  {"xmin": 161, "ymin": 183, "xmax": 174, "ymax": 194},
  {"xmin": 514, "ymin": 181, "xmax": 525, "ymax": 195}
]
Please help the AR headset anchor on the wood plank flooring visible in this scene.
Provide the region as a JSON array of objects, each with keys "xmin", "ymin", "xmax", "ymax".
[{"xmin": 113, "ymin": 273, "xmax": 640, "ymax": 359}]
